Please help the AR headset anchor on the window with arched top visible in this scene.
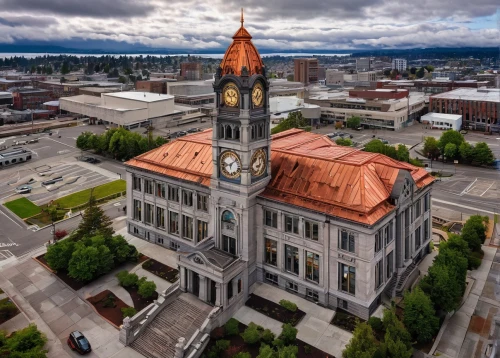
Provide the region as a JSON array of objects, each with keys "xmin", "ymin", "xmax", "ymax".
[
  {"xmin": 258, "ymin": 124, "xmax": 264, "ymax": 138},
  {"xmin": 222, "ymin": 210, "xmax": 236, "ymax": 223},
  {"xmin": 226, "ymin": 125, "xmax": 233, "ymax": 139},
  {"xmin": 234, "ymin": 127, "xmax": 240, "ymax": 140},
  {"xmin": 251, "ymin": 125, "xmax": 256, "ymax": 140}
]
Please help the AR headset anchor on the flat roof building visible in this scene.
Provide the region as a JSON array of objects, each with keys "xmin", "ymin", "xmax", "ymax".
[
  {"xmin": 421, "ymin": 113, "xmax": 463, "ymax": 131},
  {"xmin": 429, "ymin": 88, "xmax": 500, "ymax": 132},
  {"xmin": 294, "ymin": 58, "xmax": 319, "ymax": 85}
]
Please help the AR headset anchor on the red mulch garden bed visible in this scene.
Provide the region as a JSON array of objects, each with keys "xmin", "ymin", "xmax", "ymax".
[
  {"xmin": 35, "ymin": 253, "xmax": 149, "ymax": 291},
  {"xmin": 0, "ymin": 297, "xmax": 21, "ymax": 325},
  {"xmin": 142, "ymin": 258, "xmax": 179, "ymax": 283},
  {"xmin": 124, "ymin": 285, "xmax": 159, "ymax": 312},
  {"xmin": 87, "ymin": 290, "xmax": 130, "ymax": 327},
  {"xmin": 245, "ymin": 294, "xmax": 305, "ymax": 326},
  {"xmin": 205, "ymin": 321, "xmax": 335, "ymax": 358}
]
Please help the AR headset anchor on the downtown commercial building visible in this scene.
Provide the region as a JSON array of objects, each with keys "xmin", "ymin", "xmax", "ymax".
[
  {"xmin": 294, "ymin": 58, "xmax": 319, "ymax": 85},
  {"xmin": 429, "ymin": 88, "xmax": 500, "ymax": 132}
]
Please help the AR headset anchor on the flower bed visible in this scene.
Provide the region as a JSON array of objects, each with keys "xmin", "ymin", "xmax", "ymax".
[
  {"xmin": 87, "ymin": 290, "xmax": 130, "ymax": 327},
  {"xmin": 245, "ymin": 294, "xmax": 305, "ymax": 326},
  {"xmin": 141, "ymin": 258, "xmax": 179, "ymax": 283},
  {"xmin": 123, "ymin": 285, "xmax": 159, "ymax": 312},
  {"xmin": 331, "ymin": 308, "xmax": 364, "ymax": 332},
  {"xmin": 205, "ymin": 320, "xmax": 335, "ymax": 358},
  {"xmin": 0, "ymin": 297, "xmax": 21, "ymax": 325}
]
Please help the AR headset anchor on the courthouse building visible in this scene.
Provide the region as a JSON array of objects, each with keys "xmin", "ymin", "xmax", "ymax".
[{"xmin": 125, "ymin": 12, "xmax": 435, "ymax": 320}]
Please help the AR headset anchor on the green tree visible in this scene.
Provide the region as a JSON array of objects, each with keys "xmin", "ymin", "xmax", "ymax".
[
  {"xmin": 423, "ymin": 137, "xmax": 441, "ymax": 159},
  {"xmin": 420, "ymin": 260, "xmax": 464, "ymax": 312},
  {"xmin": 440, "ymin": 233, "xmax": 470, "ymax": 259},
  {"xmin": 45, "ymin": 239, "xmax": 75, "ymax": 271},
  {"xmin": 439, "ymin": 130, "xmax": 464, "ymax": 152},
  {"xmin": 444, "ymin": 143, "xmax": 458, "ymax": 160},
  {"xmin": 364, "ymin": 139, "xmax": 386, "ymax": 154},
  {"xmin": 425, "ymin": 65, "xmax": 435, "ymax": 72},
  {"xmin": 271, "ymin": 112, "xmax": 309, "ymax": 135},
  {"xmin": 95, "ymin": 245, "xmax": 114, "ymax": 274},
  {"xmin": 116, "ymin": 271, "xmax": 139, "ymax": 287},
  {"xmin": 410, "ymin": 67, "xmax": 417, "ymax": 75},
  {"xmin": 403, "ymin": 287, "xmax": 439, "ymax": 343},
  {"xmin": 462, "ymin": 215, "xmax": 486, "ymax": 251},
  {"xmin": 279, "ymin": 323, "xmax": 297, "ymax": 345},
  {"xmin": 103, "ymin": 64, "xmax": 110, "ymax": 73},
  {"xmin": 258, "ymin": 344, "xmax": 277, "ymax": 358},
  {"xmin": 0, "ymin": 324, "xmax": 47, "ymax": 357},
  {"xmin": 118, "ymin": 76, "xmax": 127, "ymax": 84},
  {"xmin": 277, "ymin": 345, "xmax": 298, "ymax": 358},
  {"xmin": 383, "ymin": 69, "xmax": 391, "ymax": 77},
  {"xmin": 472, "ymin": 142, "xmax": 495, "ymax": 165},
  {"xmin": 382, "ymin": 308, "xmax": 412, "ymax": 350},
  {"xmin": 416, "ymin": 67, "xmax": 425, "ymax": 78},
  {"xmin": 76, "ymin": 131, "xmax": 94, "ymax": 150},
  {"xmin": 61, "ymin": 61, "xmax": 70, "ymax": 75},
  {"xmin": 346, "ymin": 116, "xmax": 361, "ymax": 129},
  {"xmin": 76, "ymin": 196, "xmax": 114, "ymax": 240},
  {"xmin": 459, "ymin": 142, "xmax": 474, "ymax": 163},
  {"xmin": 241, "ymin": 322, "xmax": 261, "ymax": 345},
  {"xmin": 138, "ymin": 280, "xmax": 157, "ymax": 298},
  {"xmin": 68, "ymin": 244, "xmax": 100, "ymax": 281},
  {"xmin": 396, "ymin": 144, "xmax": 409, "ymax": 162},
  {"xmin": 342, "ymin": 322, "xmax": 378, "ymax": 358},
  {"xmin": 379, "ymin": 331, "xmax": 413, "ymax": 358},
  {"xmin": 335, "ymin": 137, "xmax": 353, "ymax": 146}
]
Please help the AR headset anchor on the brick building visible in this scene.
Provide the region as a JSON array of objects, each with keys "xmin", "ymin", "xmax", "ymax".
[
  {"xmin": 12, "ymin": 88, "xmax": 51, "ymax": 110},
  {"xmin": 180, "ymin": 62, "xmax": 203, "ymax": 81},
  {"xmin": 294, "ymin": 58, "xmax": 319, "ymax": 85}
]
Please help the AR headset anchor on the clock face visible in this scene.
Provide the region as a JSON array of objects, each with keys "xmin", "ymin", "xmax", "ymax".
[
  {"xmin": 223, "ymin": 83, "xmax": 240, "ymax": 107},
  {"xmin": 250, "ymin": 149, "xmax": 267, "ymax": 177},
  {"xmin": 252, "ymin": 83, "xmax": 264, "ymax": 107},
  {"xmin": 220, "ymin": 151, "xmax": 242, "ymax": 179}
]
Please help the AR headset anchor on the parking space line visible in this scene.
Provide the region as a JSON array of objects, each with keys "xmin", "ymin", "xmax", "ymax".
[
  {"xmin": 480, "ymin": 182, "xmax": 495, "ymax": 197},
  {"xmin": 0, "ymin": 210, "xmax": 22, "ymax": 228},
  {"xmin": 460, "ymin": 178, "xmax": 477, "ymax": 196}
]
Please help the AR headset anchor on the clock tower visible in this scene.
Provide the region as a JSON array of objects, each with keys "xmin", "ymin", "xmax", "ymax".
[{"xmin": 210, "ymin": 9, "xmax": 271, "ymax": 288}]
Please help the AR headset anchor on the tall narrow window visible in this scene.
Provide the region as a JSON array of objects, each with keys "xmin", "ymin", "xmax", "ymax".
[
  {"xmin": 285, "ymin": 215, "xmax": 299, "ymax": 235},
  {"xmin": 133, "ymin": 176, "xmax": 141, "ymax": 191},
  {"xmin": 168, "ymin": 186, "xmax": 179, "ymax": 202},
  {"xmin": 415, "ymin": 226, "xmax": 421, "ymax": 250},
  {"xmin": 305, "ymin": 221, "xmax": 319, "ymax": 241},
  {"xmin": 182, "ymin": 215, "xmax": 193, "ymax": 240},
  {"xmin": 339, "ymin": 263, "xmax": 356, "ymax": 295},
  {"xmin": 169, "ymin": 211, "xmax": 179, "ymax": 235},
  {"xmin": 133, "ymin": 199, "xmax": 141, "ymax": 221},
  {"xmin": 424, "ymin": 219, "xmax": 429, "ymax": 241},
  {"xmin": 144, "ymin": 180, "xmax": 154, "ymax": 195},
  {"xmin": 375, "ymin": 260, "xmax": 383, "ymax": 289},
  {"xmin": 156, "ymin": 207, "xmax": 165, "ymax": 229},
  {"xmin": 339, "ymin": 230, "xmax": 355, "ymax": 253},
  {"xmin": 222, "ymin": 235, "xmax": 236, "ymax": 255},
  {"xmin": 156, "ymin": 183, "xmax": 166, "ymax": 198},
  {"xmin": 197, "ymin": 194, "xmax": 208, "ymax": 211},
  {"xmin": 226, "ymin": 125, "xmax": 232, "ymax": 139},
  {"xmin": 144, "ymin": 203, "xmax": 153, "ymax": 225},
  {"xmin": 386, "ymin": 251, "xmax": 394, "ymax": 279},
  {"xmin": 227, "ymin": 279, "xmax": 233, "ymax": 299},
  {"xmin": 265, "ymin": 210, "xmax": 278, "ymax": 228},
  {"xmin": 285, "ymin": 245, "xmax": 299, "ymax": 275},
  {"xmin": 424, "ymin": 193, "xmax": 430, "ymax": 212},
  {"xmin": 197, "ymin": 220, "xmax": 208, "ymax": 242},
  {"xmin": 375, "ymin": 232, "xmax": 382, "ymax": 253},
  {"xmin": 265, "ymin": 239, "xmax": 277, "ymax": 266},
  {"xmin": 305, "ymin": 251, "xmax": 320, "ymax": 283},
  {"xmin": 182, "ymin": 191, "xmax": 193, "ymax": 207}
]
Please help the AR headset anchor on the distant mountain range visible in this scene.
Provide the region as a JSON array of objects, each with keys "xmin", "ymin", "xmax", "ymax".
[{"xmin": 0, "ymin": 41, "xmax": 497, "ymax": 59}]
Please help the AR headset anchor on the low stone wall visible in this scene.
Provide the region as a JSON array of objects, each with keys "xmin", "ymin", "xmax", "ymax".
[{"xmin": 119, "ymin": 282, "xmax": 180, "ymax": 346}]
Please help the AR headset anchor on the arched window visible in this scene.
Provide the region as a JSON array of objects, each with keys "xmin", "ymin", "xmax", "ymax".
[
  {"xmin": 226, "ymin": 125, "xmax": 233, "ymax": 139},
  {"xmin": 251, "ymin": 125, "xmax": 256, "ymax": 139},
  {"xmin": 219, "ymin": 124, "xmax": 224, "ymax": 139},
  {"xmin": 258, "ymin": 124, "xmax": 264, "ymax": 138},
  {"xmin": 222, "ymin": 210, "xmax": 236, "ymax": 223},
  {"xmin": 234, "ymin": 127, "xmax": 240, "ymax": 140}
]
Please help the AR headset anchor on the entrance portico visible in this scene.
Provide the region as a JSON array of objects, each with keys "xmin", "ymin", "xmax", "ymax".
[{"xmin": 178, "ymin": 246, "xmax": 246, "ymax": 308}]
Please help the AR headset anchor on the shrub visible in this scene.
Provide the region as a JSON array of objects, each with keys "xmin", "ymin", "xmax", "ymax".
[
  {"xmin": 468, "ymin": 254, "xmax": 482, "ymax": 270},
  {"xmin": 215, "ymin": 339, "xmax": 230, "ymax": 352},
  {"xmin": 224, "ymin": 318, "xmax": 240, "ymax": 336},
  {"xmin": 279, "ymin": 323, "xmax": 297, "ymax": 345},
  {"xmin": 54, "ymin": 229, "xmax": 68, "ymax": 240},
  {"xmin": 142, "ymin": 260, "xmax": 153, "ymax": 269},
  {"xmin": 138, "ymin": 280, "xmax": 157, "ymax": 298},
  {"xmin": 279, "ymin": 299, "xmax": 298, "ymax": 312},
  {"xmin": 116, "ymin": 271, "xmax": 139, "ymax": 288},
  {"xmin": 261, "ymin": 329, "xmax": 275, "ymax": 344},
  {"xmin": 335, "ymin": 121, "xmax": 343, "ymax": 129},
  {"xmin": 121, "ymin": 307, "xmax": 137, "ymax": 318},
  {"xmin": 272, "ymin": 338, "xmax": 284, "ymax": 349},
  {"xmin": 257, "ymin": 344, "xmax": 276, "ymax": 358},
  {"xmin": 2, "ymin": 324, "xmax": 47, "ymax": 355},
  {"xmin": 304, "ymin": 344, "xmax": 312, "ymax": 354},
  {"xmin": 241, "ymin": 323, "xmax": 261, "ymax": 345},
  {"xmin": 367, "ymin": 316, "xmax": 384, "ymax": 332},
  {"xmin": 45, "ymin": 239, "xmax": 75, "ymax": 271},
  {"xmin": 102, "ymin": 294, "xmax": 116, "ymax": 308},
  {"xmin": 234, "ymin": 353, "xmax": 251, "ymax": 358}
]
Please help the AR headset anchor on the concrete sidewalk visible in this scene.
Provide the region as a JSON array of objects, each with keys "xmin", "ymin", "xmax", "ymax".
[{"xmin": 234, "ymin": 281, "xmax": 352, "ymax": 357}]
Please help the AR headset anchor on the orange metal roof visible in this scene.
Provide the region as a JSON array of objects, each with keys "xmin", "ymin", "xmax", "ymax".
[
  {"xmin": 219, "ymin": 10, "xmax": 265, "ymax": 76},
  {"xmin": 126, "ymin": 129, "xmax": 434, "ymax": 225}
]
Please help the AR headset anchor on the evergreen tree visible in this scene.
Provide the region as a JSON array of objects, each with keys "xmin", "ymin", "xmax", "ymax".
[{"xmin": 76, "ymin": 195, "xmax": 114, "ymax": 240}]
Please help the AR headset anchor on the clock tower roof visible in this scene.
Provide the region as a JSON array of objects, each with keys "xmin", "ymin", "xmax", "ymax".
[{"xmin": 219, "ymin": 9, "xmax": 265, "ymax": 77}]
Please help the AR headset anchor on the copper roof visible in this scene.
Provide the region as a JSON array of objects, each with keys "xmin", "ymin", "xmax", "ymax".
[
  {"xmin": 126, "ymin": 128, "xmax": 434, "ymax": 225},
  {"xmin": 219, "ymin": 9, "xmax": 265, "ymax": 76}
]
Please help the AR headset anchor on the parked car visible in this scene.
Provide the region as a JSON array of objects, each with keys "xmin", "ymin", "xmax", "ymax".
[
  {"xmin": 355, "ymin": 127, "xmax": 363, "ymax": 131},
  {"xmin": 177, "ymin": 131, "xmax": 187, "ymax": 137},
  {"xmin": 460, "ymin": 130, "xmax": 468, "ymax": 135},
  {"xmin": 15, "ymin": 185, "xmax": 32, "ymax": 194},
  {"xmin": 187, "ymin": 128, "xmax": 200, "ymax": 133},
  {"xmin": 84, "ymin": 157, "xmax": 101, "ymax": 164},
  {"xmin": 42, "ymin": 176, "xmax": 63, "ymax": 186},
  {"xmin": 67, "ymin": 331, "xmax": 91, "ymax": 355}
]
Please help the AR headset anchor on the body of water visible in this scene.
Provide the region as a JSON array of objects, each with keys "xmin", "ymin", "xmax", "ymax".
[{"xmin": 0, "ymin": 52, "xmax": 351, "ymax": 59}]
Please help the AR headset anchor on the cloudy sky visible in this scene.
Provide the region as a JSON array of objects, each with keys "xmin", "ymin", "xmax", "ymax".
[{"xmin": 0, "ymin": 0, "xmax": 498, "ymax": 50}]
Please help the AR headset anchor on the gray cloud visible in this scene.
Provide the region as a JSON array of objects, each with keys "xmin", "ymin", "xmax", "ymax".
[
  {"xmin": 0, "ymin": 15, "xmax": 56, "ymax": 27},
  {"xmin": 0, "ymin": 0, "xmax": 156, "ymax": 18}
]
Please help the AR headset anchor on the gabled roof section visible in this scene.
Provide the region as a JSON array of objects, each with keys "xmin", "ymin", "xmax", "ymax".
[{"xmin": 125, "ymin": 128, "xmax": 435, "ymax": 225}]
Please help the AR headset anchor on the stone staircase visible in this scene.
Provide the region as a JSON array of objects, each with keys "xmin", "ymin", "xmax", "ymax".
[
  {"xmin": 131, "ymin": 294, "xmax": 212, "ymax": 358},
  {"xmin": 395, "ymin": 262, "xmax": 417, "ymax": 297}
]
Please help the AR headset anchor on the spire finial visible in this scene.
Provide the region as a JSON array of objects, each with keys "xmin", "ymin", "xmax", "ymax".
[{"xmin": 240, "ymin": 8, "xmax": 244, "ymax": 26}]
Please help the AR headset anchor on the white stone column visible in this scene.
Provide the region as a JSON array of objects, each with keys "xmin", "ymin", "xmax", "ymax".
[
  {"xmin": 215, "ymin": 282, "xmax": 221, "ymax": 306},
  {"xmin": 180, "ymin": 267, "xmax": 187, "ymax": 292},
  {"xmin": 199, "ymin": 275, "xmax": 207, "ymax": 302}
]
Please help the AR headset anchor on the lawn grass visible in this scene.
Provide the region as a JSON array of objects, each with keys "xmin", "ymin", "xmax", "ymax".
[
  {"xmin": 4, "ymin": 197, "xmax": 42, "ymax": 219},
  {"xmin": 51, "ymin": 180, "xmax": 126, "ymax": 209}
]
